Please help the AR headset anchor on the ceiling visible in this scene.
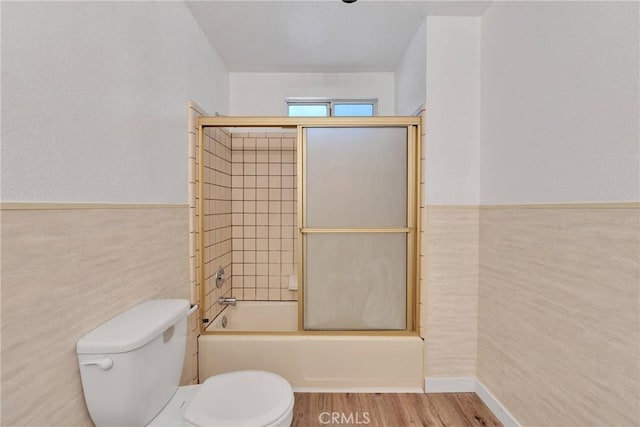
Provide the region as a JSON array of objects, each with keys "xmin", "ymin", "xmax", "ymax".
[{"xmin": 186, "ymin": 1, "xmax": 491, "ymax": 72}]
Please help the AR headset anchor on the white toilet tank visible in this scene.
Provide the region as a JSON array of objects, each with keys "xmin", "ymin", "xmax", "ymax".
[{"xmin": 76, "ymin": 299, "xmax": 190, "ymax": 427}]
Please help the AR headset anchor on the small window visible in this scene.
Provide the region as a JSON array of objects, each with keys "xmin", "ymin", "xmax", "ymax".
[
  {"xmin": 288, "ymin": 103, "xmax": 329, "ymax": 117},
  {"xmin": 287, "ymin": 99, "xmax": 377, "ymax": 117},
  {"xmin": 333, "ymin": 103, "xmax": 375, "ymax": 117}
]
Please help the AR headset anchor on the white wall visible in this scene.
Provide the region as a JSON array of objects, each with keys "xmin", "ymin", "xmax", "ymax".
[
  {"xmin": 480, "ymin": 1, "xmax": 640, "ymax": 204},
  {"xmin": 229, "ymin": 72, "xmax": 395, "ymax": 116},
  {"xmin": 394, "ymin": 19, "xmax": 426, "ymax": 116},
  {"xmin": 1, "ymin": 2, "xmax": 229, "ymax": 204},
  {"xmin": 425, "ymin": 17, "xmax": 481, "ymax": 205}
]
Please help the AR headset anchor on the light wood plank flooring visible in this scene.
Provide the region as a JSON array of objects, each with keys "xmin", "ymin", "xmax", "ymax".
[{"xmin": 292, "ymin": 393, "xmax": 502, "ymax": 426}]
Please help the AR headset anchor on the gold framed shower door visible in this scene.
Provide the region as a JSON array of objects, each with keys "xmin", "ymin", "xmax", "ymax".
[{"xmin": 197, "ymin": 116, "xmax": 421, "ymax": 336}]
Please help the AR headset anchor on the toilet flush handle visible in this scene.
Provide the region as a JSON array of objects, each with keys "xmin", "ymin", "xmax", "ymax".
[{"xmin": 80, "ymin": 357, "xmax": 113, "ymax": 370}]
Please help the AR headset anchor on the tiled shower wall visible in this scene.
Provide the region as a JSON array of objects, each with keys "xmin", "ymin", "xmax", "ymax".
[
  {"xmin": 191, "ymin": 123, "xmax": 234, "ymax": 324},
  {"xmin": 230, "ymin": 132, "xmax": 298, "ymax": 301},
  {"xmin": 191, "ymin": 128, "xmax": 298, "ymax": 330}
]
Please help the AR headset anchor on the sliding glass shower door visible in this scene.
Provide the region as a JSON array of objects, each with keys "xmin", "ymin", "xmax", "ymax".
[{"xmin": 301, "ymin": 127, "xmax": 415, "ymax": 330}]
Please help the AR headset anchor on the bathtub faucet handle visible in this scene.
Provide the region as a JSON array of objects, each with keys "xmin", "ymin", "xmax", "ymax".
[
  {"xmin": 215, "ymin": 266, "xmax": 226, "ymax": 289},
  {"xmin": 218, "ymin": 297, "xmax": 236, "ymax": 306}
]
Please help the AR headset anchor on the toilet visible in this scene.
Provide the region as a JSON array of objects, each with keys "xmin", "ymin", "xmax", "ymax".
[{"xmin": 76, "ymin": 299, "xmax": 294, "ymax": 427}]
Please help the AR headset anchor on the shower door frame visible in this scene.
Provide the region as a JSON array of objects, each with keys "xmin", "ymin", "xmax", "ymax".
[{"xmin": 196, "ymin": 116, "xmax": 421, "ymax": 336}]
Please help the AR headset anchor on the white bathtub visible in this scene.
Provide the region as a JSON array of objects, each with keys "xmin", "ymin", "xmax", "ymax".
[
  {"xmin": 208, "ymin": 301, "xmax": 297, "ymax": 332},
  {"xmin": 200, "ymin": 301, "xmax": 424, "ymax": 391}
]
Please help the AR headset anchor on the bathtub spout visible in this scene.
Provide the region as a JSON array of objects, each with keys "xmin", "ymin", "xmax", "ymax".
[{"xmin": 218, "ymin": 297, "xmax": 237, "ymax": 306}]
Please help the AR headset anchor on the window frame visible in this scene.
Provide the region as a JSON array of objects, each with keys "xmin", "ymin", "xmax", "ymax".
[{"xmin": 286, "ymin": 98, "xmax": 378, "ymax": 117}]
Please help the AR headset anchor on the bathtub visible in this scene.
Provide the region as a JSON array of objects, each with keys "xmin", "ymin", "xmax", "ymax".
[
  {"xmin": 199, "ymin": 301, "xmax": 424, "ymax": 391},
  {"xmin": 208, "ymin": 301, "xmax": 297, "ymax": 332}
]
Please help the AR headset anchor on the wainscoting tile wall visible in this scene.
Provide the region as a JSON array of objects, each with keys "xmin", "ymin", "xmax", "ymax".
[
  {"xmin": 478, "ymin": 206, "xmax": 639, "ymax": 427},
  {"xmin": 423, "ymin": 206, "xmax": 479, "ymax": 377},
  {"xmin": 1, "ymin": 206, "xmax": 190, "ymax": 426}
]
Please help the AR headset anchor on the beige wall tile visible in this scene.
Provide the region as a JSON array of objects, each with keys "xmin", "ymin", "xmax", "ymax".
[
  {"xmin": 424, "ymin": 206, "xmax": 479, "ymax": 377},
  {"xmin": 478, "ymin": 207, "xmax": 639, "ymax": 426},
  {"xmin": 192, "ymin": 123, "xmax": 233, "ymax": 330},
  {"xmin": 256, "ymin": 138, "xmax": 268, "ymax": 150},
  {"xmin": 227, "ymin": 132, "xmax": 298, "ymax": 303},
  {"xmin": 1, "ymin": 206, "xmax": 189, "ymax": 426}
]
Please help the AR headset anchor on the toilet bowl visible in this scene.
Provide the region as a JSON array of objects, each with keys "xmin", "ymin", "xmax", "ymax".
[
  {"xmin": 76, "ymin": 299, "xmax": 294, "ymax": 427},
  {"xmin": 149, "ymin": 370, "xmax": 294, "ymax": 427}
]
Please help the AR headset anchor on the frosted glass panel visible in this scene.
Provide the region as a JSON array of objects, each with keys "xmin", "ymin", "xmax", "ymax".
[
  {"xmin": 306, "ymin": 127, "xmax": 407, "ymax": 228},
  {"xmin": 304, "ymin": 233, "xmax": 406, "ymax": 330}
]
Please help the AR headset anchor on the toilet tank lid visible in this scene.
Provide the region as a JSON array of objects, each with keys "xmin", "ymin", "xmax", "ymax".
[{"xmin": 76, "ymin": 299, "xmax": 190, "ymax": 354}]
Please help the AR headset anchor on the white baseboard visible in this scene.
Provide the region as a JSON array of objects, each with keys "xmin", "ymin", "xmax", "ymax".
[
  {"xmin": 424, "ymin": 376, "xmax": 476, "ymax": 393},
  {"xmin": 293, "ymin": 386, "xmax": 424, "ymax": 393},
  {"xmin": 475, "ymin": 380, "xmax": 521, "ymax": 427},
  {"xmin": 424, "ymin": 377, "xmax": 521, "ymax": 426}
]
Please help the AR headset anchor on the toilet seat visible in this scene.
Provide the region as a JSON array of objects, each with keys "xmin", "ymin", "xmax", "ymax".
[{"xmin": 183, "ymin": 370, "xmax": 294, "ymax": 427}]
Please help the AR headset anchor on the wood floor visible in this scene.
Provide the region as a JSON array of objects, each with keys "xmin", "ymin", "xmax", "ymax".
[{"xmin": 291, "ymin": 393, "xmax": 502, "ymax": 427}]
